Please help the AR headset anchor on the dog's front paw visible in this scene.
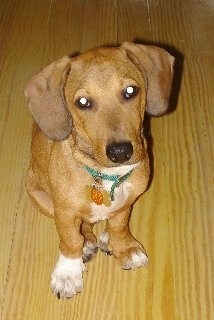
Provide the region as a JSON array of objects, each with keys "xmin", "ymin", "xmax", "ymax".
[
  {"xmin": 51, "ymin": 254, "xmax": 85, "ymax": 299},
  {"xmin": 122, "ymin": 249, "xmax": 148, "ymax": 269},
  {"xmin": 82, "ymin": 240, "xmax": 98, "ymax": 263},
  {"xmin": 99, "ymin": 232, "xmax": 112, "ymax": 255}
]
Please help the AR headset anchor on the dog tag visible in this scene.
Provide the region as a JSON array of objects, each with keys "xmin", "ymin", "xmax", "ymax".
[
  {"xmin": 91, "ymin": 186, "xmax": 103, "ymax": 205},
  {"xmin": 85, "ymin": 185, "xmax": 111, "ymax": 207}
]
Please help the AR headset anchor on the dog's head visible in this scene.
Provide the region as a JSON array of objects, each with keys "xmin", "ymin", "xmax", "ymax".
[{"xmin": 25, "ymin": 42, "xmax": 174, "ymax": 167}]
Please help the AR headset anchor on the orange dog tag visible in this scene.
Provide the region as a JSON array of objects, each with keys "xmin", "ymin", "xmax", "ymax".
[
  {"xmin": 85, "ymin": 185, "xmax": 111, "ymax": 207},
  {"xmin": 91, "ymin": 187, "xmax": 103, "ymax": 205}
]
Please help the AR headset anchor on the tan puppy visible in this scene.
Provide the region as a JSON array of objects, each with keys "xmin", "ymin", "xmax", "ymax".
[{"xmin": 25, "ymin": 42, "xmax": 174, "ymax": 299}]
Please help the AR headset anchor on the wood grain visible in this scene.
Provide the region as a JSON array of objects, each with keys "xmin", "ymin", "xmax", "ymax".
[{"xmin": 0, "ymin": 0, "xmax": 213, "ymax": 319}]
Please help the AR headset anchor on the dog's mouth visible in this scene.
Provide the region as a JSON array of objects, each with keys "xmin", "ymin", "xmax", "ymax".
[{"xmin": 72, "ymin": 130, "xmax": 145, "ymax": 167}]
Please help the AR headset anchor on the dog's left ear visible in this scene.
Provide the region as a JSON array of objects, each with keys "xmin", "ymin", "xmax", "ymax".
[
  {"xmin": 121, "ymin": 42, "xmax": 174, "ymax": 116},
  {"xmin": 24, "ymin": 56, "xmax": 72, "ymax": 141}
]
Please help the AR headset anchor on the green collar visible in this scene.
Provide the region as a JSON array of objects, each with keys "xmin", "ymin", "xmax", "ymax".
[{"xmin": 84, "ymin": 165, "xmax": 134, "ymax": 201}]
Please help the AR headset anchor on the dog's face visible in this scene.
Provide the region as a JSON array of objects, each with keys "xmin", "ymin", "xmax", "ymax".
[
  {"xmin": 65, "ymin": 48, "xmax": 147, "ymax": 167},
  {"xmin": 25, "ymin": 42, "xmax": 174, "ymax": 167}
]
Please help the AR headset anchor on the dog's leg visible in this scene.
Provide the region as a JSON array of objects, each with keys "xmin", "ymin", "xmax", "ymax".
[
  {"xmin": 25, "ymin": 166, "xmax": 54, "ymax": 217},
  {"xmin": 51, "ymin": 215, "xmax": 85, "ymax": 299},
  {"xmin": 81, "ymin": 222, "xmax": 98, "ymax": 263},
  {"xmin": 100, "ymin": 208, "xmax": 148, "ymax": 269}
]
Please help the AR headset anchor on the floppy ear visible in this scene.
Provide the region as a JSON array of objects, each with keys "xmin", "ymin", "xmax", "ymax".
[
  {"xmin": 24, "ymin": 56, "xmax": 72, "ymax": 140},
  {"xmin": 121, "ymin": 42, "xmax": 174, "ymax": 116}
]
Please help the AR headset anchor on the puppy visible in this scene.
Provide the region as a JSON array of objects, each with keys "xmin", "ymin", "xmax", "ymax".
[{"xmin": 25, "ymin": 42, "xmax": 174, "ymax": 299}]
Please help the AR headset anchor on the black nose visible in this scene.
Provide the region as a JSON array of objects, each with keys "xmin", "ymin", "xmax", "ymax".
[{"xmin": 106, "ymin": 141, "xmax": 133, "ymax": 163}]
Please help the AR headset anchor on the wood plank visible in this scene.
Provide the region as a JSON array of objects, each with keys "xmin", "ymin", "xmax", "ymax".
[
  {"xmin": 80, "ymin": 0, "xmax": 118, "ymax": 51},
  {"xmin": 117, "ymin": 0, "xmax": 150, "ymax": 43},
  {"xmin": 163, "ymin": 57, "xmax": 214, "ymax": 320},
  {"xmin": 0, "ymin": 0, "xmax": 51, "ymax": 309},
  {"xmin": 147, "ymin": 1, "xmax": 214, "ymax": 318},
  {"xmin": 41, "ymin": 0, "xmax": 84, "ymax": 62}
]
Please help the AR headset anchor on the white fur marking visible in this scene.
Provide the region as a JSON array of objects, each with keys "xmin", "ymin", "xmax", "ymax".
[
  {"xmin": 123, "ymin": 251, "xmax": 148, "ymax": 269},
  {"xmin": 99, "ymin": 232, "xmax": 109, "ymax": 246},
  {"xmin": 131, "ymin": 251, "xmax": 148, "ymax": 267},
  {"xmin": 51, "ymin": 253, "xmax": 85, "ymax": 299}
]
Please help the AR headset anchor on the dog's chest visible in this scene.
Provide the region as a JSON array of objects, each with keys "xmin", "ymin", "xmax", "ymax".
[
  {"xmin": 83, "ymin": 163, "xmax": 140, "ymax": 223},
  {"xmin": 88, "ymin": 179, "xmax": 132, "ymax": 223}
]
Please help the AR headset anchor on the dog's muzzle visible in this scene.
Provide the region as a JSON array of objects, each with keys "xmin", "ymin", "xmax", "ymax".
[{"xmin": 106, "ymin": 141, "xmax": 133, "ymax": 163}]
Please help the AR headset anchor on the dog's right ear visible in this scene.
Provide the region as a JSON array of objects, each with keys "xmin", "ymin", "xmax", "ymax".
[
  {"xmin": 24, "ymin": 56, "xmax": 72, "ymax": 141},
  {"xmin": 121, "ymin": 42, "xmax": 174, "ymax": 116}
]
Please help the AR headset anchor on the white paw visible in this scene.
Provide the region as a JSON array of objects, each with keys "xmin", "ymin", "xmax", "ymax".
[
  {"xmin": 99, "ymin": 232, "xmax": 112, "ymax": 255},
  {"xmin": 100, "ymin": 232, "xmax": 109, "ymax": 246},
  {"xmin": 51, "ymin": 254, "xmax": 85, "ymax": 299},
  {"xmin": 122, "ymin": 251, "xmax": 148, "ymax": 270}
]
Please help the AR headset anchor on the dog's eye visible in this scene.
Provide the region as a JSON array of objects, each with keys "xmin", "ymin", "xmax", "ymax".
[
  {"xmin": 75, "ymin": 97, "xmax": 92, "ymax": 109},
  {"xmin": 123, "ymin": 86, "xmax": 139, "ymax": 100}
]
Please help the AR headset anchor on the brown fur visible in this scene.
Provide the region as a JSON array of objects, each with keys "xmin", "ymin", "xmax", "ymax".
[{"xmin": 25, "ymin": 42, "xmax": 174, "ymax": 294}]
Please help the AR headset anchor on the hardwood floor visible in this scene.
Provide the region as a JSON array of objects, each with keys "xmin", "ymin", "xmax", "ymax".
[{"xmin": 0, "ymin": 0, "xmax": 213, "ymax": 319}]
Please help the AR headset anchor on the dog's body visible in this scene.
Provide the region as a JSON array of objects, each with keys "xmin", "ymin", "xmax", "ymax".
[{"xmin": 25, "ymin": 42, "xmax": 174, "ymax": 299}]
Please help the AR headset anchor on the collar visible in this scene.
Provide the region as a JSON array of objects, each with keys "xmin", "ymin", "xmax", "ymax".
[{"xmin": 84, "ymin": 165, "xmax": 134, "ymax": 201}]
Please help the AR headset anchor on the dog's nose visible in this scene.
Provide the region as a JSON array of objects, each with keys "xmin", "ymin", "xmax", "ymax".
[{"xmin": 106, "ymin": 141, "xmax": 133, "ymax": 163}]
